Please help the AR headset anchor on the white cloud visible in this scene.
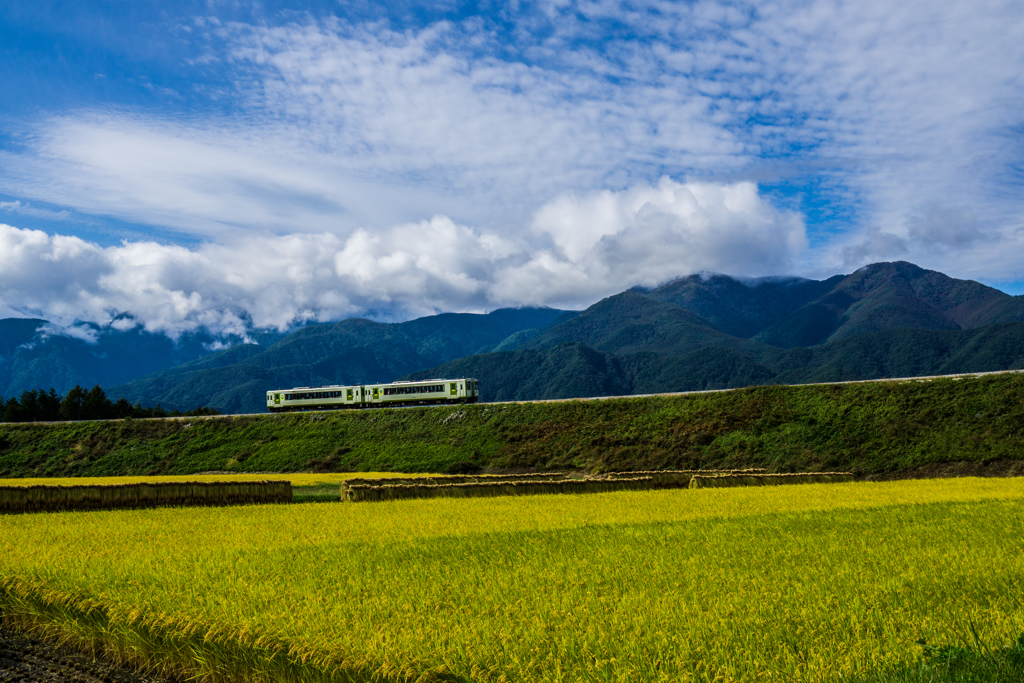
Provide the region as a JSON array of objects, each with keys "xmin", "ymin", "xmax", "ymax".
[
  {"xmin": 505, "ymin": 179, "xmax": 806, "ymax": 306},
  {"xmin": 0, "ymin": 0, "xmax": 1021, "ymax": 298},
  {"xmin": 35, "ymin": 322, "xmax": 100, "ymax": 345},
  {"xmin": 0, "ymin": 200, "xmax": 71, "ymax": 221},
  {"xmin": 0, "ymin": 13, "xmax": 750, "ymax": 240},
  {"xmin": 0, "ymin": 179, "xmax": 804, "ymax": 334}
]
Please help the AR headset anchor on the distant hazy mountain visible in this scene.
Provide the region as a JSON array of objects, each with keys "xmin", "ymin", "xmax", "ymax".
[
  {"xmin": 108, "ymin": 307, "xmax": 570, "ymax": 413},
  {"xmin": 0, "ymin": 319, "xmax": 284, "ymax": 399}
]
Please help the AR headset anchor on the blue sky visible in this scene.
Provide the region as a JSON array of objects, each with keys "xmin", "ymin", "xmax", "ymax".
[{"xmin": 1, "ymin": 0, "xmax": 1023, "ymax": 337}]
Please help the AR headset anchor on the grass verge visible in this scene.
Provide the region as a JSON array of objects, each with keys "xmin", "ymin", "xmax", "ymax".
[{"xmin": 2, "ymin": 374, "xmax": 1024, "ymax": 478}]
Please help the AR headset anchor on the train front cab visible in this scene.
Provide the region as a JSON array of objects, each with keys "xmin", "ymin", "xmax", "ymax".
[{"xmin": 456, "ymin": 379, "xmax": 480, "ymax": 404}]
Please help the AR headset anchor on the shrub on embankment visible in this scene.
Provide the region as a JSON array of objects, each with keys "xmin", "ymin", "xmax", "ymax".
[{"xmin": 0, "ymin": 373, "xmax": 1022, "ymax": 478}]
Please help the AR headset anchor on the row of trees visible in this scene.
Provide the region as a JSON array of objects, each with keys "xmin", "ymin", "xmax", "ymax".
[{"xmin": 2, "ymin": 385, "xmax": 220, "ymax": 423}]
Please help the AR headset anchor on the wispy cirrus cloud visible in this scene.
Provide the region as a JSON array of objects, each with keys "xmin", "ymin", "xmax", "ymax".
[{"xmin": 0, "ymin": 200, "xmax": 72, "ymax": 221}]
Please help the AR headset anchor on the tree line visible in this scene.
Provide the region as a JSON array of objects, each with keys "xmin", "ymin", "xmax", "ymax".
[{"xmin": 2, "ymin": 385, "xmax": 220, "ymax": 423}]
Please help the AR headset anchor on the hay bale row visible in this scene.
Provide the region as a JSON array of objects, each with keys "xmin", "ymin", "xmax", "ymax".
[
  {"xmin": 602, "ymin": 469, "xmax": 767, "ymax": 487},
  {"xmin": 688, "ymin": 472, "xmax": 855, "ymax": 489},
  {"xmin": 343, "ymin": 469, "xmax": 764, "ymax": 493},
  {"xmin": 0, "ymin": 481, "xmax": 293, "ymax": 514},
  {"xmin": 345, "ymin": 477, "xmax": 655, "ymax": 502},
  {"xmin": 341, "ymin": 472, "xmax": 569, "ymax": 492}
]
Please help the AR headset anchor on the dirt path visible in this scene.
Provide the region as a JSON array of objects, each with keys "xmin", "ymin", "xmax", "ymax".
[{"xmin": 0, "ymin": 629, "xmax": 178, "ymax": 683}]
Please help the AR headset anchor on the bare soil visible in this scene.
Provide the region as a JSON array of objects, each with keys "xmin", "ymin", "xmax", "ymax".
[{"xmin": 0, "ymin": 629, "xmax": 178, "ymax": 683}]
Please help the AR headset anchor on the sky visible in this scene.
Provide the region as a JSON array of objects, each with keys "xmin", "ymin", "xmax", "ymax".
[{"xmin": 1, "ymin": 0, "xmax": 1022, "ymax": 339}]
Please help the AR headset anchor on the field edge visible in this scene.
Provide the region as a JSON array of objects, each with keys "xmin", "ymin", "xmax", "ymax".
[{"xmin": 0, "ymin": 575, "xmax": 462, "ymax": 683}]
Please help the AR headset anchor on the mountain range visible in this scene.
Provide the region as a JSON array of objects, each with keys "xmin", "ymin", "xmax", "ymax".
[{"xmin": 3, "ymin": 261, "xmax": 1023, "ymax": 413}]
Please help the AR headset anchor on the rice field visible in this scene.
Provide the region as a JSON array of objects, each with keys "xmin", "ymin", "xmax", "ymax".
[{"xmin": 1, "ymin": 478, "xmax": 1022, "ymax": 682}]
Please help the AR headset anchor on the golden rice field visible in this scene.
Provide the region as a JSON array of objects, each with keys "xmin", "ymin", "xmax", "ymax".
[{"xmin": 1, "ymin": 478, "xmax": 1023, "ymax": 682}]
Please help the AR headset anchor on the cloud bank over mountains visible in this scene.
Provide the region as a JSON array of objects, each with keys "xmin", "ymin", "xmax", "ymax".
[
  {"xmin": 0, "ymin": 0, "xmax": 1022, "ymax": 337},
  {"xmin": 0, "ymin": 179, "xmax": 805, "ymax": 337}
]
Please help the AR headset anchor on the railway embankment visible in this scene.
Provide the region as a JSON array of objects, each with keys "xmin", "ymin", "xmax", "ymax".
[{"xmin": 0, "ymin": 373, "xmax": 1022, "ymax": 479}]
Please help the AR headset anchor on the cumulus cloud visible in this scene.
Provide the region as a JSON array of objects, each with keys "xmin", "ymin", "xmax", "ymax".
[
  {"xmin": 498, "ymin": 179, "xmax": 806, "ymax": 306},
  {"xmin": 0, "ymin": 179, "xmax": 805, "ymax": 335}
]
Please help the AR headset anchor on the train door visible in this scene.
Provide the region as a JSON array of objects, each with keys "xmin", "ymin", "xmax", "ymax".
[{"xmin": 370, "ymin": 386, "xmax": 383, "ymax": 404}]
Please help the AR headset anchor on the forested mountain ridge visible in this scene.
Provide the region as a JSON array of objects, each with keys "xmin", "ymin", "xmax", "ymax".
[
  {"xmin": 5, "ymin": 261, "xmax": 1024, "ymax": 413},
  {"xmin": 403, "ymin": 262, "xmax": 1024, "ymax": 402},
  {"xmin": 753, "ymin": 261, "xmax": 1020, "ymax": 347},
  {"xmin": 102, "ymin": 262, "xmax": 1024, "ymax": 411},
  {"xmin": 407, "ymin": 324, "xmax": 1024, "ymax": 402},
  {"xmin": 514, "ymin": 262, "xmax": 1024, "ymax": 353}
]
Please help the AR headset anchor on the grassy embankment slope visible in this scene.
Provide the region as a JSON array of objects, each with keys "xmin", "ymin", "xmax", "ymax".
[
  {"xmin": 2, "ymin": 479, "xmax": 1023, "ymax": 682},
  {"xmin": 1, "ymin": 373, "xmax": 1022, "ymax": 479}
]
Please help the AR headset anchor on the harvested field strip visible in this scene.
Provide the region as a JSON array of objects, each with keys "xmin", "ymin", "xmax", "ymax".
[
  {"xmin": 690, "ymin": 472, "xmax": 855, "ymax": 488},
  {"xmin": 345, "ymin": 476, "xmax": 654, "ymax": 502},
  {"xmin": 0, "ymin": 481, "xmax": 292, "ymax": 514},
  {"xmin": 0, "ymin": 479, "xmax": 1022, "ymax": 682}
]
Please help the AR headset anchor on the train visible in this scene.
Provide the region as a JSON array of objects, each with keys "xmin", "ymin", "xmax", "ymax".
[{"xmin": 266, "ymin": 378, "xmax": 479, "ymax": 412}]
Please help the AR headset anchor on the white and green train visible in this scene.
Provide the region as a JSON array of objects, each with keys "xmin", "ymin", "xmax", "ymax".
[{"xmin": 266, "ymin": 378, "xmax": 479, "ymax": 412}]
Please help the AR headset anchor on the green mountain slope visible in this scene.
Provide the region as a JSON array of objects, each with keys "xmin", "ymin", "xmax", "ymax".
[
  {"xmin": 109, "ymin": 307, "xmax": 570, "ymax": 413},
  {"xmin": 516, "ymin": 291, "xmax": 765, "ymax": 356},
  {"xmin": 639, "ymin": 273, "xmax": 844, "ymax": 337},
  {"xmin": 755, "ymin": 261, "xmax": 1022, "ymax": 347},
  {"xmin": 407, "ymin": 323, "xmax": 1024, "ymax": 401}
]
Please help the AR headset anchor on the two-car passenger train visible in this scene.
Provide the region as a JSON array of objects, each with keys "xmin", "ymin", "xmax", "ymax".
[{"xmin": 266, "ymin": 378, "xmax": 479, "ymax": 412}]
